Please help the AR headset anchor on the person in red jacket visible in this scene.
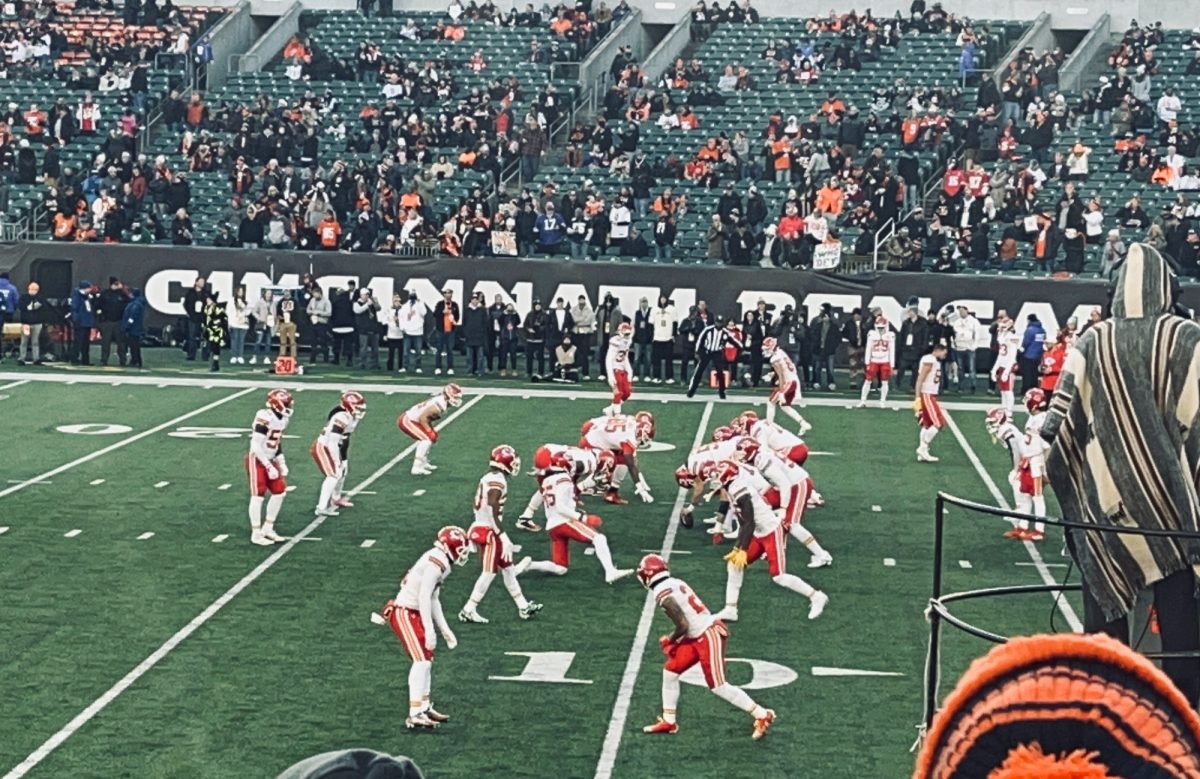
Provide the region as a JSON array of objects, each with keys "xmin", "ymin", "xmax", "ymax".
[
  {"xmin": 1038, "ymin": 331, "xmax": 1068, "ymax": 392},
  {"xmin": 318, "ymin": 212, "xmax": 341, "ymax": 250}
]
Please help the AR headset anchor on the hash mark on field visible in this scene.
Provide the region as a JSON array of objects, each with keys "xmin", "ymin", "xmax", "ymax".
[
  {"xmin": 212, "ymin": 534, "xmax": 228, "ymax": 543},
  {"xmin": 871, "ymin": 505, "xmax": 882, "ymax": 512},
  {"xmin": 958, "ymin": 560, "xmax": 973, "ymax": 569},
  {"xmin": 1016, "ymin": 562, "xmax": 1068, "ymax": 568},
  {"xmin": 285, "ymin": 485, "xmax": 297, "ymax": 492},
  {"xmin": 357, "ymin": 490, "xmax": 377, "ymax": 495},
  {"xmin": 360, "ymin": 539, "xmax": 376, "ymax": 548},
  {"xmin": 0, "ymin": 526, "xmax": 9, "ymax": 535},
  {"xmin": 90, "ymin": 479, "xmax": 105, "ymax": 486},
  {"xmin": 217, "ymin": 483, "xmax": 232, "ymax": 491},
  {"xmin": 137, "ymin": 532, "xmax": 155, "ymax": 541},
  {"xmin": 154, "ymin": 481, "xmax": 170, "ymax": 489},
  {"xmin": 884, "ymin": 558, "xmax": 896, "ymax": 567},
  {"xmin": 412, "ymin": 489, "xmax": 426, "ymax": 497},
  {"xmin": 63, "ymin": 529, "xmax": 81, "ymax": 538},
  {"xmin": 641, "ymin": 548, "xmax": 691, "ymax": 555}
]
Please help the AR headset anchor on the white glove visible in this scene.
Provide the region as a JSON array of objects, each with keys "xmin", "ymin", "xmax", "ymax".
[
  {"xmin": 276, "ymin": 456, "xmax": 289, "ymax": 477},
  {"xmin": 424, "ymin": 632, "xmax": 438, "ymax": 651},
  {"xmin": 635, "ymin": 476, "xmax": 654, "ymax": 504},
  {"xmin": 265, "ymin": 464, "xmax": 280, "ymax": 480},
  {"xmin": 443, "ymin": 630, "xmax": 458, "ymax": 650},
  {"xmin": 499, "ymin": 532, "xmax": 514, "ymax": 563},
  {"xmin": 684, "ymin": 503, "xmax": 696, "ymax": 515}
]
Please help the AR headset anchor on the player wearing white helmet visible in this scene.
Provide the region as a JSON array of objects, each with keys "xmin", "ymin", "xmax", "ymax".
[
  {"xmin": 604, "ymin": 320, "xmax": 634, "ymax": 416},
  {"xmin": 312, "ymin": 390, "xmax": 366, "ymax": 517},
  {"xmin": 986, "ymin": 406, "xmax": 1035, "ymax": 538},
  {"xmin": 247, "ymin": 388, "xmax": 294, "ymax": 546},
  {"xmin": 914, "ymin": 343, "xmax": 948, "ymax": 463},
  {"xmin": 373, "ymin": 525, "xmax": 470, "ymax": 730},
  {"xmin": 517, "ymin": 444, "xmax": 616, "ymax": 528},
  {"xmin": 1012, "ymin": 388, "xmax": 1051, "ymax": 541},
  {"xmin": 762, "ymin": 337, "xmax": 812, "ymax": 435},
  {"xmin": 580, "ymin": 411, "xmax": 656, "ymax": 504},
  {"xmin": 398, "ymin": 383, "xmax": 462, "ymax": 475},
  {"xmin": 733, "ymin": 437, "xmax": 832, "ymax": 568},
  {"xmin": 459, "ymin": 445, "xmax": 544, "ymax": 624},
  {"xmin": 859, "ymin": 316, "xmax": 895, "ymax": 408},
  {"xmin": 992, "ymin": 313, "xmax": 1020, "ymax": 416}
]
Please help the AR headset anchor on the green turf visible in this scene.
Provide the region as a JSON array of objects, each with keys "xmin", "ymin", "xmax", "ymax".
[{"xmin": 0, "ymin": 379, "xmax": 1072, "ymax": 778}]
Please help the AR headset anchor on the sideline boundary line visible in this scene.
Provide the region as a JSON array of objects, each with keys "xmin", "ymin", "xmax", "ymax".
[
  {"xmin": 942, "ymin": 410, "xmax": 1083, "ymax": 632},
  {"xmin": 1, "ymin": 395, "xmax": 484, "ymax": 779},
  {"xmin": 0, "ymin": 388, "xmax": 257, "ymax": 500},
  {"xmin": 0, "ymin": 372, "xmax": 998, "ymax": 412},
  {"xmin": 593, "ymin": 401, "xmax": 715, "ymax": 779}
]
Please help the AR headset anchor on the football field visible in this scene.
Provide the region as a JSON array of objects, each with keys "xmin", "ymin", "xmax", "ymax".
[{"xmin": 0, "ymin": 368, "xmax": 1082, "ymax": 779}]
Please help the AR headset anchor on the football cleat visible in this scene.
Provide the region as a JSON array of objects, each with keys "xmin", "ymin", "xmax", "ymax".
[
  {"xmin": 514, "ymin": 556, "xmax": 533, "ymax": 576},
  {"xmin": 798, "ymin": 419, "xmax": 813, "ymax": 436},
  {"xmin": 250, "ymin": 531, "xmax": 274, "ymax": 546},
  {"xmin": 411, "ymin": 465, "xmax": 435, "ymax": 476},
  {"xmin": 315, "ymin": 506, "xmax": 340, "ymax": 517},
  {"xmin": 752, "ymin": 709, "xmax": 776, "ymax": 741},
  {"xmin": 604, "ymin": 490, "xmax": 628, "ymax": 506},
  {"xmin": 515, "ymin": 517, "xmax": 542, "ymax": 532},
  {"xmin": 426, "ymin": 708, "xmax": 450, "ymax": 723},
  {"xmin": 808, "ymin": 591, "xmax": 829, "ymax": 620},
  {"xmin": 1003, "ymin": 527, "xmax": 1025, "ymax": 539},
  {"xmin": 406, "ymin": 712, "xmax": 438, "ymax": 730},
  {"xmin": 261, "ymin": 527, "xmax": 287, "ymax": 543},
  {"xmin": 916, "ymin": 447, "xmax": 939, "ymax": 463},
  {"xmin": 807, "ymin": 552, "xmax": 833, "ymax": 569},
  {"xmin": 712, "ymin": 606, "xmax": 739, "ymax": 622},
  {"xmin": 1026, "ymin": 530, "xmax": 1045, "ymax": 542},
  {"xmin": 458, "ymin": 609, "xmax": 489, "ymax": 624},
  {"xmin": 334, "ymin": 496, "xmax": 354, "ymax": 508},
  {"xmin": 643, "ymin": 718, "xmax": 679, "ymax": 735},
  {"xmin": 519, "ymin": 601, "xmax": 544, "ymax": 620},
  {"xmin": 606, "ymin": 568, "xmax": 634, "ymax": 584}
]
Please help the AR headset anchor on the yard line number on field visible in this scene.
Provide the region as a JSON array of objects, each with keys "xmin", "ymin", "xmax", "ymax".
[
  {"xmin": 1, "ymin": 394, "xmax": 484, "ymax": 779},
  {"xmin": 594, "ymin": 401, "xmax": 715, "ymax": 779}
]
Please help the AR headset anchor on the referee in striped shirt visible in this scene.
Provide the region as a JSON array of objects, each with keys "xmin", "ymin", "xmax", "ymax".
[{"xmin": 686, "ymin": 318, "xmax": 743, "ymax": 399}]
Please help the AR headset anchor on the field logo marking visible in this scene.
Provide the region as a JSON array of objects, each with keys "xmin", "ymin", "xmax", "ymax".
[
  {"xmin": 56, "ymin": 423, "xmax": 133, "ymax": 436},
  {"xmin": 680, "ymin": 658, "xmax": 798, "ymax": 690},
  {"xmin": 636, "ymin": 441, "xmax": 677, "ymax": 453},
  {"xmin": 167, "ymin": 426, "xmax": 299, "ymax": 440},
  {"xmin": 488, "ymin": 652, "xmax": 593, "ymax": 685}
]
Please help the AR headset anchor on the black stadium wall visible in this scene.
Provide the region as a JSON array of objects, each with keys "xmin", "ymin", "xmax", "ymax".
[{"xmin": 0, "ymin": 242, "xmax": 1162, "ymax": 336}]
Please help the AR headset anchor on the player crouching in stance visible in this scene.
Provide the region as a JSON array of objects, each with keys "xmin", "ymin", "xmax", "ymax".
[
  {"xmin": 398, "ymin": 383, "xmax": 462, "ymax": 475},
  {"xmin": 515, "ymin": 453, "xmax": 634, "ymax": 584},
  {"xmin": 375, "ymin": 526, "xmax": 470, "ymax": 730},
  {"xmin": 637, "ymin": 554, "xmax": 776, "ymax": 740},
  {"xmin": 517, "ymin": 444, "xmax": 615, "ymax": 529},
  {"xmin": 312, "ymin": 390, "xmax": 366, "ymax": 517},
  {"xmin": 762, "ymin": 337, "xmax": 811, "ymax": 435},
  {"xmin": 706, "ymin": 460, "xmax": 829, "ymax": 622},
  {"xmin": 913, "ymin": 343, "xmax": 948, "ymax": 463},
  {"xmin": 247, "ymin": 388, "xmax": 294, "ymax": 546},
  {"xmin": 459, "ymin": 445, "xmax": 544, "ymax": 624},
  {"xmin": 580, "ymin": 410, "xmax": 655, "ymax": 504},
  {"xmin": 986, "ymin": 406, "xmax": 1037, "ymax": 540}
]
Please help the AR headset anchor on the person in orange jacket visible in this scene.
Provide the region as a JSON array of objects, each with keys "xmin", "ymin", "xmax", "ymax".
[
  {"xmin": 317, "ymin": 212, "xmax": 342, "ymax": 250},
  {"xmin": 814, "ymin": 178, "xmax": 844, "ymax": 216}
]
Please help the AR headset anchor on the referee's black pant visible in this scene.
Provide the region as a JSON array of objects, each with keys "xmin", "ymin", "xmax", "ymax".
[{"xmin": 686, "ymin": 351, "xmax": 728, "ymax": 398}]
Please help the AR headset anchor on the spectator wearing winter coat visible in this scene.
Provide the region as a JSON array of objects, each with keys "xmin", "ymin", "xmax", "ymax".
[
  {"xmin": 841, "ymin": 309, "xmax": 868, "ymax": 389},
  {"xmin": 650, "ymin": 296, "xmax": 678, "ymax": 383},
  {"xmin": 1101, "ymin": 229, "xmax": 1128, "ymax": 278},
  {"xmin": 534, "ymin": 203, "xmax": 565, "ymax": 254},
  {"xmin": 17, "ymin": 281, "xmax": 50, "ymax": 364},
  {"xmin": 305, "ymin": 287, "xmax": 332, "ymax": 363},
  {"xmin": 706, "ymin": 215, "xmax": 726, "ymax": 261},
  {"xmin": 678, "ymin": 306, "xmax": 705, "ymax": 378},
  {"xmin": 570, "ymin": 295, "xmax": 597, "ymax": 378},
  {"xmin": 384, "ymin": 294, "xmax": 407, "ymax": 372},
  {"xmin": 809, "ymin": 305, "xmax": 840, "ymax": 390},
  {"xmin": 1019, "ymin": 314, "xmax": 1047, "ymax": 392},
  {"xmin": 653, "ymin": 213, "xmax": 676, "ymax": 261},
  {"xmin": 396, "ymin": 291, "xmax": 428, "ymax": 373},
  {"xmin": 742, "ymin": 309, "xmax": 767, "ymax": 387},
  {"xmin": 227, "ymin": 287, "xmax": 252, "ymax": 365},
  {"xmin": 0, "ymin": 273, "xmax": 17, "ymax": 350},
  {"xmin": 461, "ymin": 292, "xmax": 489, "ymax": 377},
  {"xmin": 896, "ymin": 306, "xmax": 930, "ymax": 389},
  {"xmin": 545, "ymin": 298, "xmax": 576, "ymax": 349},
  {"xmin": 353, "ymin": 288, "xmax": 382, "ymax": 369},
  {"xmin": 68, "ymin": 280, "xmax": 98, "ymax": 365},
  {"xmin": 632, "ymin": 297, "xmax": 653, "ymax": 378},
  {"xmin": 182, "ymin": 275, "xmax": 210, "ymax": 360},
  {"xmin": 523, "ymin": 299, "xmax": 548, "ymax": 377},
  {"xmin": 727, "ymin": 222, "xmax": 755, "ymax": 265},
  {"xmin": 432, "ymin": 288, "xmax": 460, "ymax": 375},
  {"xmin": 122, "ymin": 288, "xmax": 146, "ymax": 369},
  {"xmin": 951, "ymin": 305, "xmax": 982, "ymax": 392},
  {"xmin": 496, "ymin": 302, "xmax": 522, "ymax": 375},
  {"xmin": 329, "ymin": 287, "xmax": 357, "ymax": 365},
  {"xmin": 249, "ymin": 289, "xmax": 277, "ymax": 364},
  {"xmin": 96, "ymin": 277, "xmax": 130, "ymax": 367}
]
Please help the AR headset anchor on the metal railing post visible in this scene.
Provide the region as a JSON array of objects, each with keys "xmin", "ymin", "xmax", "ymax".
[{"xmin": 922, "ymin": 494, "xmax": 947, "ymax": 736}]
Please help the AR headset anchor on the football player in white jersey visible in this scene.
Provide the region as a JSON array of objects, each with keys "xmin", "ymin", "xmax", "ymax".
[
  {"xmin": 986, "ymin": 406, "xmax": 1036, "ymax": 538},
  {"xmin": 914, "ymin": 343, "xmax": 948, "ymax": 463},
  {"xmin": 374, "ymin": 526, "xmax": 470, "ymax": 730},
  {"xmin": 517, "ymin": 444, "xmax": 616, "ymax": 529},
  {"xmin": 1014, "ymin": 388, "xmax": 1051, "ymax": 541},
  {"xmin": 459, "ymin": 445, "xmax": 544, "ymax": 624},
  {"xmin": 604, "ymin": 321, "xmax": 634, "ymax": 416},
  {"xmin": 736, "ymin": 411, "xmax": 824, "ymax": 507},
  {"xmin": 311, "ymin": 390, "xmax": 366, "ymax": 517},
  {"xmin": 705, "ymin": 460, "xmax": 829, "ymax": 622},
  {"xmin": 992, "ymin": 314, "xmax": 1020, "ymax": 416},
  {"xmin": 859, "ymin": 316, "xmax": 895, "ymax": 408},
  {"xmin": 580, "ymin": 411, "xmax": 655, "ymax": 504},
  {"xmin": 762, "ymin": 337, "xmax": 812, "ymax": 434},
  {"xmin": 398, "ymin": 383, "xmax": 462, "ymax": 475},
  {"xmin": 733, "ymin": 437, "xmax": 832, "ymax": 568},
  {"xmin": 637, "ymin": 554, "xmax": 776, "ymax": 741},
  {"xmin": 514, "ymin": 456, "xmax": 634, "ymax": 584},
  {"xmin": 246, "ymin": 388, "xmax": 294, "ymax": 546}
]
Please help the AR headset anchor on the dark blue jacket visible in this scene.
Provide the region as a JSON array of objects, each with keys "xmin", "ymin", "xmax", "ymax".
[
  {"xmin": 123, "ymin": 294, "xmax": 146, "ymax": 338},
  {"xmin": 1021, "ymin": 319, "xmax": 1046, "ymax": 360},
  {"xmin": 0, "ymin": 277, "xmax": 17, "ymax": 314},
  {"xmin": 69, "ymin": 284, "xmax": 97, "ymax": 328}
]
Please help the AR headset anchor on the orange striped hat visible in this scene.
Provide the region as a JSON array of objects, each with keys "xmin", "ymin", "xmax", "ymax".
[{"xmin": 914, "ymin": 633, "xmax": 1200, "ymax": 779}]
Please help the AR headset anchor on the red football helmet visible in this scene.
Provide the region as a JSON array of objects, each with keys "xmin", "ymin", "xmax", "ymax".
[
  {"xmin": 698, "ymin": 459, "xmax": 739, "ymax": 487},
  {"xmin": 636, "ymin": 553, "xmax": 670, "ymax": 589},
  {"xmin": 738, "ymin": 410, "xmax": 759, "ymax": 433},
  {"xmin": 340, "ymin": 390, "xmax": 367, "ymax": 420},
  {"xmin": 435, "ymin": 525, "xmax": 471, "ymax": 566},
  {"xmin": 674, "ymin": 465, "xmax": 696, "ymax": 488},
  {"xmin": 985, "ymin": 407, "xmax": 1010, "ymax": 438},
  {"xmin": 875, "ymin": 315, "xmax": 888, "ymax": 332},
  {"xmin": 734, "ymin": 437, "xmax": 761, "ymax": 463},
  {"xmin": 712, "ymin": 425, "xmax": 736, "ymax": 442},
  {"xmin": 443, "ymin": 383, "xmax": 463, "ymax": 407},
  {"xmin": 617, "ymin": 321, "xmax": 633, "ymax": 338},
  {"xmin": 1023, "ymin": 388, "xmax": 1047, "ymax": 413},
  {"xmin": 595, "ymin": 450, "xmax": 617, "ymax": 485},
  {"xmin": 762, "ymin": 336, "xmax": 778, "ymax": 355},
  {"xmin": 490, "ymin": 444, "xmax": 521, "ymax": 475},
  {"xmin": 635, "ymin": 411, "xmax": 656, "ymax": 445},
  {"xmin": 267, "ymin": 388, "xmax": 294, "ymax": 417},
  {"xmin": 546, "ymin": 451, "xmax": 573, "ymax": 473}
]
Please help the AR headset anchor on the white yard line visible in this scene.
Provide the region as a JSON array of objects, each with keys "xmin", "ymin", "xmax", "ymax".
[
  {"xmin": 0, "ymin": 371, "xmax": 998, "ymax": 412},
  {"xmin": 942, "ymin": 410, "xmax": 1083, "ymax": 632},
  {"xmin": 0, "ymin": 387, "xmax": 257, "ymax": 501},
  {"xmin": 1, "ymin": 394, "xmax": 483, "ymax": 779},
  {"xmin": 594, "ymin": 401, "xmax": 714, "ymax": 779},
  {"xmin": 0, "ymin": 379, "xmax": 30, "ymax": 391}
]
